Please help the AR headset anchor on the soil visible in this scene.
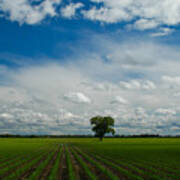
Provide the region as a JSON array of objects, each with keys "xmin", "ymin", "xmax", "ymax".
[
  {"xmin": 37, "ymin": 147, "xmax": 60, "ymax": 180},
  {"xmin": 68, "ymin": 146, "xmax": 90, "ymax": 180},
  {"xmin": 18, "ymin": 151, "xmax": 52, "ymax": 180},
  {"xmin": 58, "ymin": 146, "xmax": 68, "ymax": 180},
  {"xmin": 72, "ymin": 146, "xmax": 110, "ymax": 180}
]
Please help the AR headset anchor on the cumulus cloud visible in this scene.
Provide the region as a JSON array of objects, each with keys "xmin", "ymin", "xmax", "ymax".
[
  {"xmin": 131, "ymin": 19, "xmax": 159, "ymax": 30},
  {"xmin": 134, "ymin": 107, "xmax": 148, "ymax": 120},
  {"xmin": 119, "ymin": 80, "xmax": 156, "ymax": 90},
  {"xmin": 82, "ymin": 0, "xmax": 180, "ymax": 32},
  {"xmin": 64, "ymin": 92, "xmax": 91, "ymax": 104},
  {"xmin": 151, "ymin": 28, "xmax": 174, "ymax": 37},
  {"xmin": 61, "ymin": 2, "xmax": 83, "ymax": 18},
  {"xmin": 0, "ymin": 113, "xmax": 13, "ymax": 119},
  {"xmin": 111, "ymin": 96, "xmax": 128, "ymax": 105},
  {"xmin": 82, "ymin": 6, "xmax": 131, "ymax": 23},
  {"xmin": 0, "ymin": 36, "xmax": 180, "ymax": 135},
  {"xmin": 0, "ymin": 0, "xmax": 179, "ymax": 35},
  {"xmin": 162, "ymin": 75, "xmax": 180, "ymax": 86},
  {"xmin": 156, "ymin": 108, "xmax": 176, "ymax": 115},
  {"xmin": 0, "ymin": 0, "xmax": 61, "ymax": 25}
]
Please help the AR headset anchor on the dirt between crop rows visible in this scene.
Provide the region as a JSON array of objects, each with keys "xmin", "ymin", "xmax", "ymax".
[
  {"xmin": 75, "ymin": 147, "xmax": 136, "ymax": 180},
  {"xmin": 90, "ymin": 153, "xmax": 147, "ymax": 180},
  {"xmin": 122, "ymin": 156, "xmax": 180, "ymax": 177},
  {"xmin": 133, "ymin": 163, "xmax": 178, "ymax": 180},
  {"xmin": 0, "ymin": 147, "xmax": 46, "ymax": 170},
  {"xmin": 68, "ymin": 146, "xmax": 89, "ymax": 180},
  {"xmin": 122, "ymin": 160, "xmax": 174, "ymax": 180},
  {"xmin": 99, "ymin": 155, "xmax": 178, "ymax": 180},
  {"xmin": 137, "ymin": 161, "xmax": 180, "ymax": 176},
  {"xmin": 37, "ymin": 147, "xmax": 60, "ymax": 180},
  {"xmin": 72, "ymin": 147, "xmax": 110, "ymax": 180},
  {"xmin": 18, "ymin": 147, "xmax": 58, "ymax": 180},
  {"xmin": 0, "ymin": 150, "xmax": 46, "ymax": 171},
  {"xmin": 58, "ymin": 146, "xmax": 68, "ymax": 180},
  {"xmin": 0, "ymin": 156, "xmax": 19, "ymax": 168},
  {"xmin": 16, "ymin": 146, "xmax": 57, "ymax": 180},
  {"xmin": 109, "ymin": 154, "xmax": 179, "ymax": 178},
  {"xmin": 75, "ymin": 147, "xmax": 178, "ymax": 180},
  {"xmin": 0, "ymin": 149, "xmax": 49, "ymax": 180}
]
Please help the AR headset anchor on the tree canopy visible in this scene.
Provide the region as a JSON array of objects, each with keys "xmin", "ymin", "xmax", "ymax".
[{"xmin": 90, "ymin": 116, "xmax": 115, "ymax": 141}]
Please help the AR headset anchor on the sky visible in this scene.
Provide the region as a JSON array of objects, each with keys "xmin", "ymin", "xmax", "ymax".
[{"xmin": 0, "ymin": 0, "xmax": 180, "ymax": 135}]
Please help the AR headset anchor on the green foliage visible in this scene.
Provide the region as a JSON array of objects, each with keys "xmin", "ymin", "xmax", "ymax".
[
  {"xmin": 90, "ymin": 116, "xmax": 115, "ymax": 140},
  {"xmin": 0, "ymin": 138, "xmax": 179, "ymax": 180},
  {"xmin": 4, "ymin": 152, "xmax": 46, "ymax": 180},
  {"xmin": 74, "ymin": 147, "xmax": 119, "ymax": 180},
  {"xmin": 71, "ymin": 148, "xmax": 97, "ymax": 180},
  {"xmin": 28, "ymin": 149, "xmax": 56, "ymax": 180},
  {"xmin": 65, "ymin": 146, "xmax": 76, "ymax": 180},
  {"xmin": 74, "ymin": 138, "xmax": 180, "ymax": 180},
  {"xmin": 48, "ymin": 146, "xmax": 62, "ymax": 180}
]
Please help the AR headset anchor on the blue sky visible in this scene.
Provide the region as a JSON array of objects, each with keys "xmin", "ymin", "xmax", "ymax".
[{"xmin": 0, "ymin": 0, "xmax": 180, "ymax": 135}]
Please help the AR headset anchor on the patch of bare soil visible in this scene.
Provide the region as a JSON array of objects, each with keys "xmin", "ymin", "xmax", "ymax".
[
  {"xmin": 68, "ymin": 146, "xmax": 89, "ymax": 180},
  {"xmin": 18, "ymin": 152, "xmax": 50, "ymax": 180},
  {"xmin": 128, "ymin": 162, "xmax": 175, "ymax": 180},
  {"xmin": 1, "ymin": 146, "xmax": 57, "ymax": 180},
  {"xmin": 58, "ymin": 146, "xmax": 68, "ymax": 180},
  {"xmin": 91, "ymin": 154, "xmax": 146, "ymax": 180},
  {"xmin": 0, "ymin": 152, "xmax": 46, "ymax": 180},
  {"xmin": 37, "ymin": 147, "xmax": 59, "ymax": 180},
  {"xmin": 72, "ymin": 147, "xmax": 110, "ymax": 180},
  {"xmin": 75, "ymin": 147, "xmax": 141, "ymax": 180},
  {"xmin": 0, "ymin": 146, "xmax": 47, "ymax": 170}
]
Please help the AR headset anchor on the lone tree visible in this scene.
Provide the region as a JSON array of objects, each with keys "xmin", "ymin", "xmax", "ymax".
[{"xmin": 90, "ymin": 116, "xmax": 115, "ymax": 141}]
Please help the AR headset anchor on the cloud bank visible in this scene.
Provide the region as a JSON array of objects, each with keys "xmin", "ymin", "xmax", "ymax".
[
  {"xmin": 0, "ymin": 36, "xmax": 180, "ymax": 135},
  {"xmin": 1, "ymin": 0, "xmax": 180, "ymax": 35}
]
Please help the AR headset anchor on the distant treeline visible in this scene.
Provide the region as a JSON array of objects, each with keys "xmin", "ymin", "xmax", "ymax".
[{"xmin": 0, "ymin": 134, "xmax": 179, "ymax": 138}]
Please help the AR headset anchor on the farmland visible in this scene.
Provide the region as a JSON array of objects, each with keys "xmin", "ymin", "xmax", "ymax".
[{"xmin": 0, "ymin": 138, "xmax": 179, "ymax": 180}]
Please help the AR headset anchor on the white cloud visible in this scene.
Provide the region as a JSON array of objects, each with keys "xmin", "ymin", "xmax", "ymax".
[
  {"xmin": 64, "ymin": 92, "xmax": 91, "ymax": 104},
  {"xmin": 111, "ymin": 96, "xmax": 128, "ymax": 105},
  {"xmin": 61, "ymin": 3, "xmax": 83, "ymax": 18},
  {"xmin": 82, "ymin": 6, "xmax": 131, "ymax": 23},
  {"xmin": 0, "ymin": 0, "xmax": 61, "ymax": 25},
  {"xmin": 119, "ymin": 80, "xmax": 156, "ymax": 90},
  {"xmin": 162, "ymin": 75, "xmax": 180, "ymax": 86},
  {"xmin": 0, "ymin": 0, "xmax": 179, "ymax": 35},
  {"xmin": 156, "ymin": 108, "xmax": 176, "ymax": 115},
  {"xmin": 1, "ymin": 36, "xmax": 180, "ymax": 134},
  {"xmin": 142, "ymin": 80, "xmax": 156, "ymax": 90},
  {"xmin": 119, "ymin": 80, "xmax": 141, "ymax": 90},
  {"xmin": 151, "ymin": 28, "xmax": 174, "ymax": 37},
  {"xmin": 0, "ymin": 113, "xmax": 13, "ymax": 119},
  {"xmin": 82, "ymin": 0, "xmax": 180, "ymax": 32},
  {"xmin": 132, "ymin": 19, "xmax": 159, "ymax": 30},
  {"xmin": 135, "ymin": 107, "xmax": 148, "ymax": 120}
]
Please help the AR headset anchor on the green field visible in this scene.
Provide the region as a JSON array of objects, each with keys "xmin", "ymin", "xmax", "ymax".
[{"xmin": 0, "ymin": 138, "xmax": 179, "ymax": 180}]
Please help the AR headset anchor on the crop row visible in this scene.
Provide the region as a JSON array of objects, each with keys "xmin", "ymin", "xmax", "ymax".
[{"xmin": 0, "ymin": 143, "xmax": 178, "ymax": 180}]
